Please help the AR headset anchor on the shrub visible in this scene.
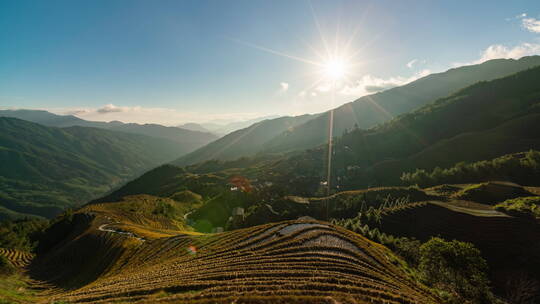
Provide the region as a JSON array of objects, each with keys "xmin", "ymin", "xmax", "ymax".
[
  {"xmin": 401, "ymin": 150, "xmax": 540, "ymax": 187},
  {"xmin": 0, "ymin": 255, "xmax": 15, "ymax": 276},
  {"xmin": 419, "ymin": 237, "xmax": 493, "ymax": 303},
  {"xmin": 494, "ymin": 196, "xmax": 540, "ymax": 218}
]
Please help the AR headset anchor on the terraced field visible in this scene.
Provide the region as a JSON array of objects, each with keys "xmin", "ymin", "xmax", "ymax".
[
  {"xmin": 27, "ymin": 196, "xmax": 440, "ymax": 304},
  {"xmin": 0, "ymin": 248, "xmax": 34, "ymax": 268}
]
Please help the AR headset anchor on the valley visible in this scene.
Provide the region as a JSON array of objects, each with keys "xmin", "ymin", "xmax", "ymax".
[{"xmin": 2, "ymin": 9, "xmax": 540, "ymax": 301}]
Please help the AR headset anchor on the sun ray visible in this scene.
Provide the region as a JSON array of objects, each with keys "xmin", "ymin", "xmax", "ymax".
[
  {"xmin": 228, "ymin": 38, "xmax": 322, "ymax": 67},
  {"xmin": 309, "ymin": 0, "xmax": 331, "ymax": 59}
]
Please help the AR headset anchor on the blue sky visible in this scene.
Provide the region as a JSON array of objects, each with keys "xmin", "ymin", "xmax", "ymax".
[{"xmin": 1, "ymin": 0, "xmax": 540, "ymax": 125}]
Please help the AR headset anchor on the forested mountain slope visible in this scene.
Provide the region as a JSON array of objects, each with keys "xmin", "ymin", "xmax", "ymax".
[
  {"xmin": 0, "ymin": 109, "xmax": 217, "ymax": 156},
  {"xmin": 263, "ymin": 56, "xmax": 540, "ymax": 154},
  {"xmin": 0, "ymin": 118, "xmax": 191, "ymax": 219}
]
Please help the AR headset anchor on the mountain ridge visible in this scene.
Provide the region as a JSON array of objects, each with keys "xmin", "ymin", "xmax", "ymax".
[{"xmin": 173, "ymin": 56, "xmax": 540, "ymax": 166}]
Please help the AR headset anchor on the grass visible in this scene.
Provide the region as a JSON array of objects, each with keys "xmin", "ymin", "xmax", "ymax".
[
  {"xmin": 452, "ymin": 181, "xmax": 533, "ymax": 204},
  {"xmin": 0, "ymin": 273, "xmax": 35, "ymax": 304},
  {"xmin": 494, "ymin": 196, "xmax": 540, "ymax": 219}
]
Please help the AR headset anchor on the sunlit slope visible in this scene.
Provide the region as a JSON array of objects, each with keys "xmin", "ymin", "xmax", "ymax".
[
  {"xmin": 263, "ymin": 56, "xmax": 540, "ymax": 154},
  {"xmin": 173, "ymin": 57, "xmax": 540, "ymax": 166},
  {"xmin": 32, "ymin": 198, "xmax": 440, "ymax": 304},
  {"xmin": 270, "ymin": 63, "xmax": 540, "ymax": 192},
  {"xmin": 173, "ymin": 114, "xmax": 315, "ymax": 166},
  {"xmin": 0, "ymin": 248, "xmax": 34, "ymax": 268}
]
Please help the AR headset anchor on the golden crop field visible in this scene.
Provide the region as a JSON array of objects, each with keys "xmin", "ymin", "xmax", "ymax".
[
  {"xmin": 28, "ymin": 195, "xmax": 440, "ymax": 304},
  {"xmin": 0, "ymin": 248, "xmax": 33, "ymax": 268}
]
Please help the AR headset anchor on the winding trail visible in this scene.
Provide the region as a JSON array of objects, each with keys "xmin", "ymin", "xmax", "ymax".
[{"xmin": 98, "ymin": 223, "xmax": 146, "ymax": 242}]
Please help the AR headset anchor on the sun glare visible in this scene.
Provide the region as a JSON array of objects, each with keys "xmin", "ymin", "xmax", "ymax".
[{"xmin": 322, "ymin": 58, "xmax": 347, "ymax": 81}]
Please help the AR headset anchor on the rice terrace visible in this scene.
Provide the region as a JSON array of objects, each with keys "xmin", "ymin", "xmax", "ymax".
[{"xmin": 2, "ymin": 1, "xmax": 540, "ymax": 303}]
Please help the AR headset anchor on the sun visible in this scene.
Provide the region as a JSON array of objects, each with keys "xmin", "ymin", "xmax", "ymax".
[{"xmin": 321, "ymin": 58, "xmax": 348, "ymax": 81}]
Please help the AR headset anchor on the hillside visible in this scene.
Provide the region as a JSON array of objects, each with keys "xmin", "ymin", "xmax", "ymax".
[
  {"xmin": 172, "ymin": 57, "xmax": 540, "ymax": 167},
  {"xmin": 102, "ymin": 65, "xmax": 540, "ymax": 232},
  {"xmin": 0, "ymin": 109, "xmax": 217, "ymax": 155},
  {"xmin": 263, "ymin": 56, "xmax": 540, "ymax": 154},
  {"xmin": 19, "ymin": 197, "xmax": 440, "ymax": 303},
  {"xmin": 173, "ymin": 114, "xmax": 316, "ymax": 166},
  {"xmin": 0, "ymin": 118, "xmax": 191, "ymax": 219},
  {"xmin": 238, "ymin": 64, "xmax": 540, "ymax": 194}
]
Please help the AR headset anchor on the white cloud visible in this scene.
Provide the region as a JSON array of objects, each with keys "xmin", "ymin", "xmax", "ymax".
[
  {"xmin": 406, "ymin": 59, "xmax": 418, "ymax": 68},
  {"xmin": 507, "ymin": 13, "xmax": 527, "ymax": 21},
  {"xmin": 316, "ymin": 84, "xmax": 331, "ymax": 92},
  {"xmin": 96, "ymin": 103, "xmax": 136, "ymax": 114},
  {"xmin": 340, "ymin": 69, "xmax": 431, "ymax": 97},
  {"xmin": 522, "ymin": 17, "xmax": 540, "ymax": 33},
  {"xmin": 46, "ymin": 104, "xmax": 262, "ymax": 126},
  {"xmin": 279, "ymin": 82, "xmax": 289, "ymax": 92},
  {"xmin": 458, "ymin": 43, "xmax": 540, "ymax": 66}
]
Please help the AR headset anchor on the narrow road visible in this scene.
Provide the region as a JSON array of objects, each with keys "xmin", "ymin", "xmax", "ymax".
[{"xmin": 98, "ymin": 223, "xmax": 146, "ymax": 242}]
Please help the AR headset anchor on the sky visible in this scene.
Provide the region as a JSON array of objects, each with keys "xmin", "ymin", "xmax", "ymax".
[{"xmin": 1, "ymin": 0, "xmax": 540, "ymax": 125}]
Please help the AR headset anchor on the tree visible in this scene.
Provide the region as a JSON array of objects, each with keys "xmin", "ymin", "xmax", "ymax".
[{"xmin": 419, "ymin": 237, "xmax": 493, "ymax": 303}]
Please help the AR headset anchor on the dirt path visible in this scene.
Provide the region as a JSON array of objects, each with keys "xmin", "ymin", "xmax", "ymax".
[{"xmin": 430, "ymin": 201, "xmax": 509, "ymax": 217}]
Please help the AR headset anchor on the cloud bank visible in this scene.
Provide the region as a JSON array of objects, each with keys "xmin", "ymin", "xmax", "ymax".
[
  {"xmin": 340, "ymin": 69, "xmax": 431, "ymax": 97},
  {"xmin": 52, "ymin": 104, "xmax": 263, "ymax": 126}
]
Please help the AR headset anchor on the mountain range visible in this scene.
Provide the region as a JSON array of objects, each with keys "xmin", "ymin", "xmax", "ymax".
[
  {"xmin": 0, "ymin": 117, "xmax": 208, "ymax": 220},
  {"xmin": 175, "ymin": 56, "xmax": 540, "ymax": 166},
  {"xmin": 0, "ymin": 109, "xmax": 218, "ymax": 156},
  {"xmin": 2, "ymin": 57, "xmax": 540, "ymax": 303}
]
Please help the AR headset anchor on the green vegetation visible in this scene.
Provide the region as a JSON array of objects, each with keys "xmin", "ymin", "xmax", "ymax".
[
  {"xmin": 0, "ymin": 109, "xmax": 218, "ymax": 150},
  {"xmin": 0, "ymin": 255, "xmax": 15, "ymax": 276},
  {"xmin": 401, "ymin": 150, "xmax": 540, "ymax": 187},
  {"xmin": 263, "ymin": 56, "xmax": 540, "ymax": 155},
  {"xmin": 174, "ymin": 57, "xmax": 540, "ymax": 167},
  {"xmin": 452, "ymin": 182, "xmax": 532, "ymax": 204},
  {"xmin": 0, "ymin": 117, "xmax": 191, "ymax": 219},
  {"xmin": 495, "ymin": 196, "xmax": 540, "ymax": 218},
  {"xmin": 167, "ymin": 65, "xmax": 540, "ymax": 203},
  {"xmin": 0, "ymin": 252, "xmax": 35, "ymax": 304},
  {"xmin": 0, "ymin": 218, "xmax": 48, "ymax": 251},
  {"xmin": 0, "ymin": 273, "xmax": 35, "ymax": 304},
  {"xmin": 418, "ymin": 238, "xmax": 492, "ymax": 303},
  {"xmin": 332, "ymin": 216, "xmax": 497, "ymax": 304}
]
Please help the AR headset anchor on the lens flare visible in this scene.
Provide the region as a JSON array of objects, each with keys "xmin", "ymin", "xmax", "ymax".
[{"xmin": 186, "ymin": 245, "xmax": 197, "ymax": 255}]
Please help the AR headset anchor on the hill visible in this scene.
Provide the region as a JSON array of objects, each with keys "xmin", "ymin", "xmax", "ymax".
[
  {"xmin": 178, "ymin": 122, "xmax": 213, "ymax": 133},
  {"xmin": 172, "ymin": 57, "xmax": 540, "ymax": 166},
  {"xmin": 99, "ymin": 65, "xmax": 540, "ymax": 247},
  {"xmin": 0, "ymin": 118, "xmax": 192, "ymax": 219},
  {"xmin": 173, "ymin": 114, "xmax": 316, "ymax": 166},
  {"xmin": 0, "ymin": 109, "xmax": 217, "ymax": 155},
  {"xmin": 21, "ymin": 197, "xmax": 440, "ymax": 303},
  {"xmin": 263, "ymin": 56, "xmax": 540, "ymax": 154}
]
